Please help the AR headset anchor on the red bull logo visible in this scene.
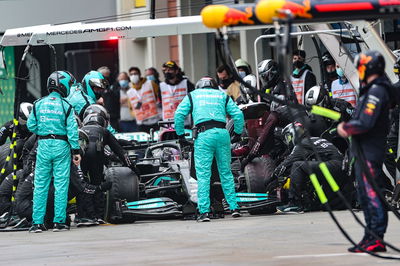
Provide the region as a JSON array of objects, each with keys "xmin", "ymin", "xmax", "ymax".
[
  {"xmin": 281, "ymin": 0, "xmax": 312, "ymax": 19},
  {"xmin": 223, "ymin": 7, "xmax": 255, "ymax": 26}
]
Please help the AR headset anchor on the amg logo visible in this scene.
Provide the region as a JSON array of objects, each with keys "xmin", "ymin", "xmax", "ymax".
[
  {"xmin": 46, "ymin": 26, "xmax": 132, "ymax": 36},
  {"xmin": 17, "ymin": 32, "xmax": 33, "ymax": 38}
]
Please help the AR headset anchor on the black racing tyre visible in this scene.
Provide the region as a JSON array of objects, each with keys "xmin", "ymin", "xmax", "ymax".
[
  {"xmin": 104, "ymin": 167, "xmax": 139, "ymax": 224},
  {"xmin": 0, "ymin": 144, "xmax": 13, "ymax": 183},
  {"xmin": 244, "ymin": 157, "xmax": 275, "ymax": 193},
  {"xmin": 244, "ymin": 157, "xmax": 277, "ymax": 215}
]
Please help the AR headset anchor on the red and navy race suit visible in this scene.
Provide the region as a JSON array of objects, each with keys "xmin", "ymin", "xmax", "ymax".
[{"xmin": 342, "ymin": 76, "xmax": 393, "ymax": 239}]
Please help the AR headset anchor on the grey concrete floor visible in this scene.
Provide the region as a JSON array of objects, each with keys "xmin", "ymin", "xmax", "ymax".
[{"xmin": 1, "ymin": 211, "xmax": 400, "ymax": 265}]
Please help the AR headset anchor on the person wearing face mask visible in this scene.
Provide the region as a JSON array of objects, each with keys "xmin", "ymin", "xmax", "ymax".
[
  {"xmin": 145, "ymin": 67, "xmax": 161, "ymax": 85},
  {"xmin": 127, "ymin": 67, "xmax": 161, "ymax": 133},
  {"xmin": 291, "ymin": 50, "xmax": 317, "ymax": 104},
  {"xmin": 118, "ymin": 72, "xmax": 137, "ymax": 132},
  {"xmin": 322, "ymin": 53, "xmax": 338, "ymax": 91},
  {"xmin": 160, "ymin": 61, "xmax": 195, "ymax": 121},
  {"xmin": 216, "ymin": 65, "xmax": 241, "ymax": 101},
  {"xmin": 331, "ymin": 64, "xmax": 357, "ymax": 107},
  {"xmin": 97, "ymin": 66, "xmax": 120, "ymax": 131}
]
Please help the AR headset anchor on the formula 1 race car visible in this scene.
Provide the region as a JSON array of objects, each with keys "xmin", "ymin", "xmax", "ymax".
[{"xmin": 105, "ymin": 120, "xmax": 280, "ymax": 223}]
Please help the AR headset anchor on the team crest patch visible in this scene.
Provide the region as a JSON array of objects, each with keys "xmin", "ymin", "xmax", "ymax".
[{"xmin": 363, "ymin": 95, "xmax": 379, "ymax": 116}]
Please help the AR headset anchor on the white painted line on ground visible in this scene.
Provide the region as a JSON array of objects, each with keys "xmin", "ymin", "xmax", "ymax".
[{"xmin": 274, "ymin": 253, "xmax": 368, "ymax": 259}]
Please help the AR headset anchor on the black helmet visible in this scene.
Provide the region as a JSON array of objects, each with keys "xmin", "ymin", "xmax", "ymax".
[
  {"xmin": 282, "ymin": 122, "xmax": 305, "ymax": 148},
  {"xmin": 18, "ymin": 102, "xmax": 33, "ymax": 125},
  {"xmin": 78, "ymin": 129, "xmax": 89, "ymax": 156},
  {"xmin": 82, "ymin": 113, "xmax": 108, "ymax": 128},
  {"xmin": 47, "ymin": 71, "xmax": 75, "ymax": 97},
  {"xmin": 355, "ymin": 50, "xmax": 385, "ymax": 82},
  {"xmin": 322, "ymin": 52, "xmax": 335, "ymax": 66},
  {"xmin": 83, "ymin": 104, "xmax": 110, "ymax": 126},
  {"xmin": 195, "ymin": 76, "xmax": 219, "ymax": 90},
  {"xmin": 393, "ymin": 50, "xmax": 400, "ymax": 76},
  {"xmin": 258, "ymin": 59, "xmax": 280, "ymax": 89}
]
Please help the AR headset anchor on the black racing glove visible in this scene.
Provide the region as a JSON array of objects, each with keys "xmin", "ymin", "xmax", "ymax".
[
  {"xmin": 231, "ymin": 133, "xmax": 242, "ymax": 144},
  {"xmin": 97, "ymin": 181, "xmax": 113, "ymax": 192},
  {"xmin": 178, "ymin": 135, "xmax": 190, "ymax": 148}
]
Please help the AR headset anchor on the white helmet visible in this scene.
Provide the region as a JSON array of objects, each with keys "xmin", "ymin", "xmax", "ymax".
[
  {"xmin": 19, "ymin": 102, "xmax": 33, "ymax": 125},
  {"xmin": 243, "ymin": 74, "xmax": 257, "ymax": 88},
  {"xmin": 305, "ymin": 86, "xmax": 326, "ymax": 107}
]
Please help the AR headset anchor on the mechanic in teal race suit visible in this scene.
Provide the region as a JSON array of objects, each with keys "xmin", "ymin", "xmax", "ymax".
[
  {"xmin": 27, "ymin": 71, "xmax": 81, "ymax": 233},
  {"xmin": 67, "ymin": 70, "xmax": 116, "ymax": 134},
  {"xmin": 174, "ymin": 77, "xmax": 244, "ymax": 222}
]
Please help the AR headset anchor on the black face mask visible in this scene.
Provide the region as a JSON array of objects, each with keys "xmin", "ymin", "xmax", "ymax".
[
  {"xmin": 220, "ymin": 78, "xmax": 233, "ymax": 88},
  {"xmin": 293, "ymin": 60, "xmax": 305, "ymax": 69},
  {"xmin": 327, "ymin": 70, "xmax": 337, "ymax": 79},
  {"xmin": 165, "ymin": 72, "xmax": 175, "ymax": 80}
]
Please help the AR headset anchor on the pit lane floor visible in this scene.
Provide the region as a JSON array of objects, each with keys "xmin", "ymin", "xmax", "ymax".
[{"xmin": 2, "ymin": 211, "xmax": 400, "ymax": 265}]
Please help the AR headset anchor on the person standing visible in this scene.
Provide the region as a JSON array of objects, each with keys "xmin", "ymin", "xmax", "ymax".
[
  {"xmin": 174, "ymin": 77, "xmax": 244, "ymax": 222},
  {"xmin": 216, "ymin": 65, "xmax": 241, "ymax": 101},
  {"xmin": 118, "ymin": 72, "xmax": 137, "ymax": 132},
  {"xmin": 331, "ymin": 65, "xmax": 358, "ymax": 107},
  {"xmin": 98, "ymin": 66, "xmax": 120, "ymax": 131},
  {"xmin": 160, "ymin": 61, "xmax": 195, "ymax": 121},
  {"xmin": 127, "ymin": 67, "xmax": 161, "ymax": 133},
  {"xmin": 27, "ymin": 71, "xmax": 81, "ymax": 233},
  {"xmin": 338, "ymin": 51, "xmax": 394, "ymax": 252},
  {"xmin": 291, "ymin": 49, "xmax": 317, "ymax": 104}
]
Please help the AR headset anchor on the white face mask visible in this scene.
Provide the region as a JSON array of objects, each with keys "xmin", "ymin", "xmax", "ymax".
[{"xmin": 130, "ymin": 74, "xmax": 140, "ymax": 84}]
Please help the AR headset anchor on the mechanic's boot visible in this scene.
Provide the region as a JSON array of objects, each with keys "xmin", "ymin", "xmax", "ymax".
[
  {"xmin": 350, "ymin": 239, "xmax": 387, "ymax": 253},
  {"xmin": 53, "ymin": 223, "xmax": 70, "ymax": 232},
  {"xmin": 29, "ymin": 224, "xmax": 47, "ymax": 233},
  {"xmin": 277, "ymin": 201, "xmax": 304, "ymax": 213},
  {"xmin": 77, "ymin": 218, "xmax": 99, "ymax": 227},
  {"xmin": 96, "ymin": 218, "xmax": 107, "ymax": 225},
  {"xmin": 231, "ymin": 209, "xmax": 241, "ymax": 218},
  {"xmin": 197, "ymin": 213, "xmax": 210, "ymax": 222},
  {"xmin": 12, "ymin": 217, "xmax": 30, "ymax": 229},
  {"xmin": 348, "ymin": 235, "xmax": 370, "ymax": 252}
]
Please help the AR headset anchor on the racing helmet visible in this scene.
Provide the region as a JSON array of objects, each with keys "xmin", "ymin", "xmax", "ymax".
[
  {"xmin": 243, "ymin": 74, "xmax": 257, "ymax": 88},
  {"xmin": 78, "ymin": 129, "xmax": 89, "ymax": 156},
  {"xmin": 305, "ymin": 86, "xmax": 326, "ymax": 107},
  {"xmin": 354, "ymin": 50, "xmax": 385, "ymax": 82},
  {"xmin": 47, "ymin": 71, "xmax": 75, "ymax": 97},
  {"xmin": 18, "ymin": 102, "xmax": 33, "ymax": 125},
  {"xmin": 82, "ymin": 71, "xmax": 109, "ymax": 100},
  {"xmin": 82, "ymin": 113, "xmax": 108, "ymax": 128},
  {"xmin": 322, "ymin": 52, "xmax": 335, "ymax": 66},
  {"xmin": 258, "ymin": 59, "xmax": 280, "ymax": 89},
  {"xmin": 83, "ymin": 104, "xmax": 110, "ymax": 125},
  {"xmin": 195, "ymin": 76, "xmax": 219, "ymax": 90},
  {"xmin": 393, "ymin": 49, "xmax": 400, "ymax": 76},
  {"xmin": 282, "ymin": 122, "xmax": 305, "ymax": 148},
  {"xmin": 235, "ymin": 58, "xmax": 252, "ymax": 75}
]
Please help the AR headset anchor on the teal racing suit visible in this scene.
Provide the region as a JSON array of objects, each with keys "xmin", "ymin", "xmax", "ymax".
[
  {"xmin": 174, "ymin": 88, "xmax": 244, "ymax": 214},
  {"xmin": 67, "ymin": 84, "xmax": 117, "ymax": 135},
  {"xmin": 67, "ymin": 83, "xmax": 95, "ymax": 120},
  {"xmin": 27, "ymin": 91, "xmax": 80, "ymax": 225}
]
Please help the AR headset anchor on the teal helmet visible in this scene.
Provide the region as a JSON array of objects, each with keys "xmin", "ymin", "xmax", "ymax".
[
  {"xmin": 47, "ymin": 71, "xmax": 75, "ymax": 97},
  {"xmin": 82, "ymin": 71, "xmax": 109, "ymax": 100}
]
